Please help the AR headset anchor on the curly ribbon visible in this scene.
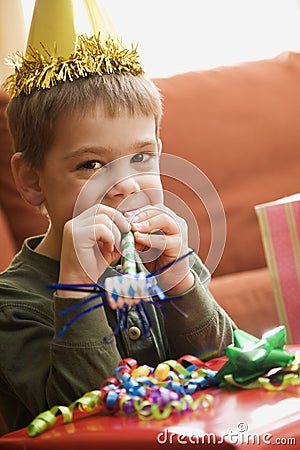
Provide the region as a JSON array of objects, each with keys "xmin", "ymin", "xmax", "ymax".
[
  {"xmin": 28, "ymin": 355, "xmax": 216, "ymax": 437},
  {"xmin": 28, "ymin": 406, "xmax": 73, "ymax": 437},
  {"xmin": 215, "ymin": 326, "xmax": 295, "ymax": 386},
  {"xmin": 27, "ymin": 390, "xmax": 104, "ymax": 437},
  {"xmin": 223, "ymin": 373, "xmax": 300, "ymax": 391},
  {"xmin": 28, "ymin": 326, "xmax": 300, "ymax": 437},
  {"xmin": 119, "ymin": 393, "xmax": 214, "ymax": 421}
]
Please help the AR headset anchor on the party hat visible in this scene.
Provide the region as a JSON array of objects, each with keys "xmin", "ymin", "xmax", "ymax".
[
  {"xmin": 3, "ymin": 0, "xmax": 144, "ymax": 97},
  {"xmin": 26, "ymin": 0, "xmax": 117, "ymax": 58}
]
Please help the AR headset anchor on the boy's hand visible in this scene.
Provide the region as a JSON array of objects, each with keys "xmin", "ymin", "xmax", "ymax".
[
  {"xmin": 58, "ymin": 204, "xmax": 130, "ymax": 295},
  {"xmin": 129, "ymin": 205, "xmax": 194, "ymax": 295}
]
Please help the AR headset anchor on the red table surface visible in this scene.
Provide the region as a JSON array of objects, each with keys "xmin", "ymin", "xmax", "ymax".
[{"xmin": 1, "ymin": 347, "xmax": 300, "ymax": 450}]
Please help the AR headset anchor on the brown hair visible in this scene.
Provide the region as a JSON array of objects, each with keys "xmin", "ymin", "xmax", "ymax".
[{"xmin": 6, "ymin": 73, "xmax": 163, "ymax": 168}]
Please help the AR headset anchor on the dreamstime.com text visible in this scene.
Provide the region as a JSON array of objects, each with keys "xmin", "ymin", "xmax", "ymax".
[{"xmin": 156, "ymin": 422, "xmax": 297, "ymax": 446}]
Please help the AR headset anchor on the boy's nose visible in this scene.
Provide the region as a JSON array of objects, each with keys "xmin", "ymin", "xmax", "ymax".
[{"xmin": 106, "ymin": 176, "xmax": 141, "ymax": 198}]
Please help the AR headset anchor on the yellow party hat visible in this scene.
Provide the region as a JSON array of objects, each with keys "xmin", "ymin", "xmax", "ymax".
[
  {"xmin": 3, "ymin": 0, "xmax": 144, "ymax": 97},
  {"xmin": 26, "ymin": 0, "xmax": 117, "ymax": 58}
]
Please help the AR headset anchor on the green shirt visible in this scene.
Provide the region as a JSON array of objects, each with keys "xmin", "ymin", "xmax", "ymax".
[{"xmin": 0, "ymin": 236, "xmax": 234, "ymax": 432}]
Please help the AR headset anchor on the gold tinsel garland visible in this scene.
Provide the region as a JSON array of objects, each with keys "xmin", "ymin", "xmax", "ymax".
[{"xmin": 3, "ymin": 34, "xmax": 144, "ymax": 98}]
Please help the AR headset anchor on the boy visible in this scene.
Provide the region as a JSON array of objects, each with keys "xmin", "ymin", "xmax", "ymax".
[{"xmin": 0, "ymin": 1, "xmax": 234, "ymax": 433}]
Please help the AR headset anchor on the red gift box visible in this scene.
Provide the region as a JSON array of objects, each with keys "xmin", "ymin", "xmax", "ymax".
[{"xmin": 255, "ymin": 194, "xmax": 300, "ymax": 344}]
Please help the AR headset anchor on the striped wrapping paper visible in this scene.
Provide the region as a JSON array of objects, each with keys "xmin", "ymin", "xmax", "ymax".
[{"xmin": 255, "ymin": 194, "xmax": 300, "ymax": 344}]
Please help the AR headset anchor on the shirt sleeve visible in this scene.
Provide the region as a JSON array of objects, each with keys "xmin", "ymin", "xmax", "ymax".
[
  {"xmin": 163, "ymin": 253, "xmax": 236, "ymax": 359},
  {"xmin": 47, "ymin": 293, "xmax": 123, "ymax": 406},
  {"xmin": 0, "ymin": 288, "xmax": 123, "ymax": 430}
]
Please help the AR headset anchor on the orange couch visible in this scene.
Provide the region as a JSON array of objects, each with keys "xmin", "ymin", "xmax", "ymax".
[{"xmin": 1, "ymin": 52, "xmax": 300, "ymax": 339}]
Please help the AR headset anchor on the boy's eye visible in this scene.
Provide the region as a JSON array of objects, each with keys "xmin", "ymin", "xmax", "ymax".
[
  {"xmin": 130, "ymin": 152, "xmax": 155, "ymax": 164},
  {"xmin": 78, "ymin": 160, "xmax": 102, "ymax": 171}
]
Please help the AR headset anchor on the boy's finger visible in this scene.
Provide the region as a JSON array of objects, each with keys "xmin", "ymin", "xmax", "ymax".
[
  {"xmin": 76, "ymin": 203, "xmax": 130, "ymax": 233},
  {"xmin": 134, "ymin": 231, "xmax": 168, "ymax": 251},
  {"xmin": 131, "ymin": 213, "xmax": 180, "ymax": 235},
  {"xmin": 96, "ymin": 205, "xmax": 131, "ymax": 233},
  {"xmin": 126, "ymin": 204, "xmax": 167, "ymax": 222}
]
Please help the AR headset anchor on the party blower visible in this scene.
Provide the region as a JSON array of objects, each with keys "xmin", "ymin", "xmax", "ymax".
[{"xmin": 47, "ymin": 231, "xmax": 194, "ymax": 341}]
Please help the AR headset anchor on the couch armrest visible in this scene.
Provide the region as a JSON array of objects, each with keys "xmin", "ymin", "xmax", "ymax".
[{"xmin": 210, "ymin": 267, "xmax": 278, "ymax": 337}]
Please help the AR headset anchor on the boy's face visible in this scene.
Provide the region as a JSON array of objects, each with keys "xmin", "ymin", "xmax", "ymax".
[{"xmin": 36, "ymin": 105, "xmax": 162, "ymax": 235}]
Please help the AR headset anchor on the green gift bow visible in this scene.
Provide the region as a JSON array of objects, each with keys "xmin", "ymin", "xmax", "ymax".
[{"xmin": 216, "ymin": 326, "xmax": 295, "ymax": 385}]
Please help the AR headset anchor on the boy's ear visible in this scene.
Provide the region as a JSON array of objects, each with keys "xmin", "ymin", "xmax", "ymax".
[{"xmin": 11, "ymin": 152, "xmax": 45, "ymax": 207}]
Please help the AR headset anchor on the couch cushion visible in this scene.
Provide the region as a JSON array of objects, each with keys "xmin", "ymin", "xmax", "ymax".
[{"xmin": 153, "ymin": 52, "xmax": 300, "ymax": 276}]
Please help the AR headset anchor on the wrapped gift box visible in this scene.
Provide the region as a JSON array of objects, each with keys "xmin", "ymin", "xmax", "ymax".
[{"xmin": 255, "ymin": 194, "xmax": 300, "ymax": 344}]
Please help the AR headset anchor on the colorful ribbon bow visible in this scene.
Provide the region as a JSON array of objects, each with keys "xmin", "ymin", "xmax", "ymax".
[{"xmin": 215, "ymin": 326, "xmax": 295, "ymax": 385}]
